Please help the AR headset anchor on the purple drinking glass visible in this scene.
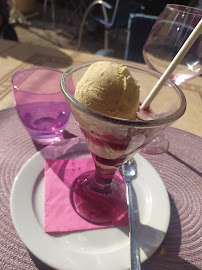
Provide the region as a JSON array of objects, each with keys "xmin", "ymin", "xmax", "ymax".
[
  {"xmin": 12, "ymin": 67, "xmax": 71, "ymax": 144},
  {"xmin": 60, "ymin": 61, "xmax": 186, "ymax": 225}
]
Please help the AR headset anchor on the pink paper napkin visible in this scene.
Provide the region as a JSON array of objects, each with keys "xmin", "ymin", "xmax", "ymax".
[{"xmin": 44, "ymin": 157, "xmax": 129, "ymax": 233}]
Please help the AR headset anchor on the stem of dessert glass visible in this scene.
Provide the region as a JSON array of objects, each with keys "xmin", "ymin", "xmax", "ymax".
[{"xmin": 94, "ymin": 163, "xmax": 117, "ymax": 185}]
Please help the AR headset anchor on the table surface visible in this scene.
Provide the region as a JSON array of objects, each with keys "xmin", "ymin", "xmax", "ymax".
[
  {"xmin": 0, "ymin": 40, "xmax": 202, "ymax": 270},
  {"xmin": 0, "ymin": 39, "xmax": 202, "ymax": 137},
  {"xmin": 1, "ymin": 107, "xmax": 202, "ymax": 270}
]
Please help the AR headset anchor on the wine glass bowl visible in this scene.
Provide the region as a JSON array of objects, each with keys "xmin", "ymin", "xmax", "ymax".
[
  {"xmin": 142, "ymin": 4, "xmax": 201, "ymax": 155},
  {"xmin": 143, "ymin": 4, "xmax": 202, "ymax": 86},
  {"xmin": 60, "ymin": 61, "xmax": 186, "ymax": 225}
]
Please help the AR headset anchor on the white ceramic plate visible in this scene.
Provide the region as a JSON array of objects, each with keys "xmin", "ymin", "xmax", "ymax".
[{"xmin": 10, "ymin": 138, "xmax": 170, "ymax": 270}]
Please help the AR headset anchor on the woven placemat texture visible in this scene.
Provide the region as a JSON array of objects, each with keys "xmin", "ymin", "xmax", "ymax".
[{"xmin": 0, "ymin": 108, "xmax": 201, "ymax": 270}]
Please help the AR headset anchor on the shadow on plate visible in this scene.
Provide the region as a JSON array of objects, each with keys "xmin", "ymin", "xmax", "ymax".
[{"xmin": 29, "ymin": 251, "xmax": 54, "ymax": 270}]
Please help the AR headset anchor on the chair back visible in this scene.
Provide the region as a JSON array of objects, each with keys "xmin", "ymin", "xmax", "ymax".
[
  {"xmin": 109, "ymin": 0, "xmax": 144, "ymax": 28},
  {"xmin": 124, "ymin": 13, "xmax": 158, "ymax": 62}
]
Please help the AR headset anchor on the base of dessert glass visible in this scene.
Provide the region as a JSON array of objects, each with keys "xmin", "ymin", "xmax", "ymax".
[
  {"xmin": 142, "ymin": 134, "xmax": 169, "ymax": 155},
  {"xmin": 70, "ymin": 170, "xmax": 128, "ymax": 225}
]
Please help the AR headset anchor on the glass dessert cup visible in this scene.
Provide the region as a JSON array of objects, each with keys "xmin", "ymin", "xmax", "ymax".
[{"xmin": 60, "ymin": 61, "xmax": 186, "ymax": 225}]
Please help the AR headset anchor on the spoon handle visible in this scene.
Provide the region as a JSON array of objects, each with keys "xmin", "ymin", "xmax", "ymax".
[{"xmin": 127, "ymin": 182, "xmax": 141, "ymax": 270}]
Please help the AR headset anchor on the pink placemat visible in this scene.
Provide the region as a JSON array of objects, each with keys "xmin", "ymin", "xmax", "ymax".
[{"xmin": 0, "ymin": 107, "xmax": 202, "ymax": 270}]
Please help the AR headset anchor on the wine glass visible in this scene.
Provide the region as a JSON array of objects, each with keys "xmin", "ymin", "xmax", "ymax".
[
  {"xmin": 60, "ymin": 61, "xmax": 186, "ymax": 225},
  {"xmin": 142, "ymin": 4, "xmax": 202, "ymax": 154}
]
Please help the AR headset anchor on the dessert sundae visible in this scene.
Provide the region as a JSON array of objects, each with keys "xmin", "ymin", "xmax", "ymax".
[{"xmin": 60, "ymin": 60, "xmax": 186, "ymax": 224}]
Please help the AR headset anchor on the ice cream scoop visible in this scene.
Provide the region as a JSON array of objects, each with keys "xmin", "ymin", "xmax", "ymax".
[{"xmin": 74, "ymin": 61, "xmax": 140, "ymax": 119}]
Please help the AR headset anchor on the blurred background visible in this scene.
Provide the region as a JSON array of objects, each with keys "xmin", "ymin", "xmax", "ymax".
[{"xmin": 0, "ymin": 0, "xmax": 201, "ymax": 61}]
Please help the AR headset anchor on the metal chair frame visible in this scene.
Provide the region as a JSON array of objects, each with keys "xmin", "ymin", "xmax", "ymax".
[
  {"xmin": 124, "ymin": 13, "xmax": 158, "ymax": 62},
  {"xmin": 78, "ymin": 0, "xmax": 123, "ymax": 50},
  {"xmin": 43, "ymin": 0, "xmax": 56, "ymax": 28}
]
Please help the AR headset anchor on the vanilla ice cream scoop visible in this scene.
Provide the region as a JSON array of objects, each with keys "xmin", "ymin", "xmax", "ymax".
[{"xmin": 74, "ymin": 61, "xmax": 140, "ymax": 119}]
